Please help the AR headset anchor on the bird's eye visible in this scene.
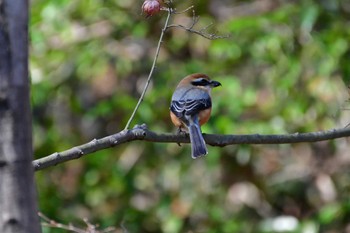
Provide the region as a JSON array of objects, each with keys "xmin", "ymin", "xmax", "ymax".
[{"xmin": 191, "ymin": 78, "xmax": 210, "ymax": 86}]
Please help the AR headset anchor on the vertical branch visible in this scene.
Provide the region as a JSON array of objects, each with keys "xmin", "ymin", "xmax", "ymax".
[{"xmin": 124, "ymin": 9, "xmax": 172, "ymax": 130}]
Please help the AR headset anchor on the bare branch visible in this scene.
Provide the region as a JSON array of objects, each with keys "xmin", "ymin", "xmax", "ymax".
[
  {"xmin": 166, "ymin": 23, "xmax": 229, "ymax": 40},
  {"xmin": 39, "ymin": 212, "xmax": 116, "ymax": 233},
  {"xmin": 39, "ymin": 212, "xmax": 86, "ymax": 233},
  {"xmin": 33, "ymin": 125, "xmax": 350, "ymax": 171},
  {"xmin": 171, "ymin": 5, "xmax": 194, "ymax": 14},
  {"xmin": 166, "ymin": 9, "xmax": 230, "ymax": 40},
  {"xmin": 124, "ymin": 10, "xmax": 172, "ymax": 130}
]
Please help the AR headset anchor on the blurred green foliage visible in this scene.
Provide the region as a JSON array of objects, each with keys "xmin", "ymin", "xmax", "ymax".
[{"xmin": 31, "ymin": 0, "xmax": 350, "ymax": 232}]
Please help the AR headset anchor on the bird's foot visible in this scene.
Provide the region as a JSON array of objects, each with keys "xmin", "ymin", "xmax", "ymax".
[{"xmin": 176, "ymin": 127, "xmax": 188, "ymax": 147}]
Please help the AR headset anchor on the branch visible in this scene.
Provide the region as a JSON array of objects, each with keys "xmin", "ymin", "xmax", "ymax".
[
  {"xmin": 171, "ymin": 5, "xmax": 194, "ymax": 14},
  {"xmin": 33, "ymin": 125, "xmax": 350, "ymax": 171},
  {"xmin": 39, "ymin": 212, "xmax": 116, "ymax": 233},
  {"xmin": 124, "ymin": 10, "xmax": 172, "ymax": 130},
  {"xmin": 166, "ymin": 9, "xmax": 230, "ymax": 40}
]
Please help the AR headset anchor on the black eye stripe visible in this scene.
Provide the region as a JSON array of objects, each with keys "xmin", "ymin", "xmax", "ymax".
[{"xmin": 191, "ymin": 78, "xmax": 210, "ymax": 86}]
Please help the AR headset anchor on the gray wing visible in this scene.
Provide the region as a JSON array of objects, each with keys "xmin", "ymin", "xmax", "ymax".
[
  {"xmin": 170, "ymin": 86, "xmax": 212, "ymax": 124},
  {"xmin": 170, "ymin": 98, "xmax": 212, "ymax": 121}
]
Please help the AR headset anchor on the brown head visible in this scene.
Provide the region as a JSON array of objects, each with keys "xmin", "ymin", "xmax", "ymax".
[{"xmin": 177, "ymin": 73, "xmax": 221, "ymax": 90}]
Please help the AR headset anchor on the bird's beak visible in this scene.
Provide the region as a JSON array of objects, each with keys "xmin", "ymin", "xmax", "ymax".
[{"xmin": 210, "ymin": 80, "xmax": 222, "ymax": 87}]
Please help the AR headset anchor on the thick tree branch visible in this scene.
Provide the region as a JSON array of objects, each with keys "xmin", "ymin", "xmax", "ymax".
[{"xmin": 33, "ymin": 125, "xmax": 350, "ymax": 171}]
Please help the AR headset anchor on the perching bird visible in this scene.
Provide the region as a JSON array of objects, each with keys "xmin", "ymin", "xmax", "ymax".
[{"xmin": 170, "ymin": 73, "xmax": 221, "ymax": 159}]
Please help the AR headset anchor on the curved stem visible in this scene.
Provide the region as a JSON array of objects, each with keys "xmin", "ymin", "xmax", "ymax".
[{"xmin": 124, "ymin": 10, "xmax": 172, "ymax": 130}]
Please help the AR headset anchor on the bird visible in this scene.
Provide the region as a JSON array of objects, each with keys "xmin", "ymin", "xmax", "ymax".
[{"xmin": 170, "ymin": 73, "xmax": 221, "ymax": 159}]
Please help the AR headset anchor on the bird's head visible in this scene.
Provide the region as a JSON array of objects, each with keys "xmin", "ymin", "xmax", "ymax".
[{"xmin": 179, "ymin": 73, "xmax": 221, "ymax": 90}]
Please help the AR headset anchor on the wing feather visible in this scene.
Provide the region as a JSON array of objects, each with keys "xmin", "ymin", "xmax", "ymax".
[{"xmin": 170, "ymin": 98, "xmax": 212, "ymax": 120}]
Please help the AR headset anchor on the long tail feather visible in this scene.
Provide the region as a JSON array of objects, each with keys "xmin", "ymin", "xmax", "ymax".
[{"xmin": 188, "ymin": 123, "xmax": 208, "ymax": 159}]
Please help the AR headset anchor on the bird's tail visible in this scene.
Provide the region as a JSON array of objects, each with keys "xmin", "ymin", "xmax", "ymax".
[{"xmin": 188, "ymin": 123, "xmax": 208, "ymax": 159}]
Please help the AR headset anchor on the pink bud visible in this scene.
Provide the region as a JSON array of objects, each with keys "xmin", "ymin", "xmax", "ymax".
[{"xmin": 142, "ymin": 0, "xmax": 161, "ymax": 17}]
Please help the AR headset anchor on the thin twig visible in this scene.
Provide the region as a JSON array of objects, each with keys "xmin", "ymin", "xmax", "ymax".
[
  {"xmin": 166, "ymin": 9, "xmax": 230, "ymax": 40},
  {"xmin": 39, "ymin": 212, "xmax": 116, "ymax": 233},
  {"xmin": 124, "ymin": 10, "xmax": 172, "ymax": 130},
  {"xmin": 191, "ymin": 9, "xmax": 199, "ymax": 27},
  {"xmin": 33, "ymin": 124, "xmax": 350, "ymax": 171},
  {"xmin": 166, "ymin": 24, "xmax": 229, "ymax": 40},
  {"xmin": 39, "ymin": 212, "xmax": 86, "ymax": 233},
  {"xmin": 171, "ymin": 5, "xmax": 194, "ymax": 14}
]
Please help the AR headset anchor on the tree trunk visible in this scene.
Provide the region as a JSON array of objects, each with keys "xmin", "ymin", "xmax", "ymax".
[{"xmin": 0, "ymin": 0, "xmax": 42, "ymax": 232}]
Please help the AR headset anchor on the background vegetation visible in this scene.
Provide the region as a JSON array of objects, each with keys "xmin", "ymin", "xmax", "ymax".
[{"xmin": 31, "ymin": 0, "xmax": 350, "ymax": 232}]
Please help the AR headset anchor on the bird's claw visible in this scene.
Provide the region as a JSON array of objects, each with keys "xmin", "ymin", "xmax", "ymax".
[{"xmin": 176, "ymin": 127, "xmax": 188, "ymax": 147}]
